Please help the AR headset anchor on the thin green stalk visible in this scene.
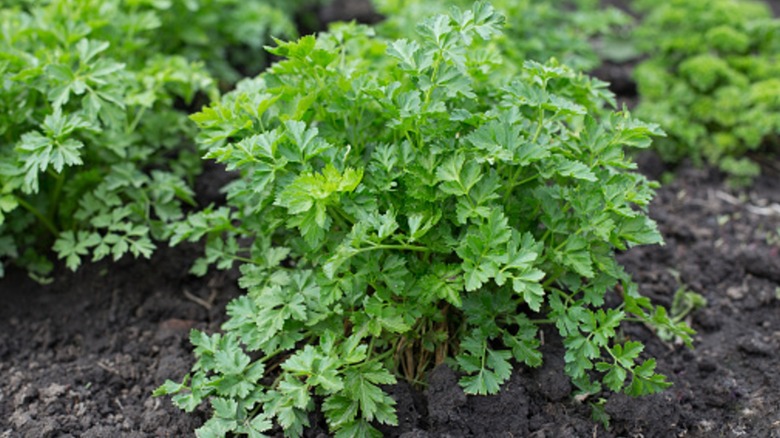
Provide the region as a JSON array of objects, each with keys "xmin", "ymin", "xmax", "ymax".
[
  {"xmin": 502, "ymin": 169, "xmax": 539, "ymax": 205},
  {"xmin": 127, "ymin": 106, "xmax": 148, "ymax": 134},
  {"xmin": 14, "ymin": 195, "xmax": 58, "ymax": 236},
  {"xmin": 212, "ymin": 247, "xmax": 256, "ymax": 265},
  {"xmin": 357, "ymin": 243, "xmax": 433, "ymax": 254},
  {"xmin": 328, "ymin": 206, "xmax": 354, "ymax": 231},
  {"xmin": 529, "ymin": 318, "xmax": 554, "ymax": 324},
  {"xmin": 531, "ymin": 108, "xmax": 545, "ymax": 143},
  {"xmin": 48, "ymin": 171, "xmax": 66, "ymax": 226}
]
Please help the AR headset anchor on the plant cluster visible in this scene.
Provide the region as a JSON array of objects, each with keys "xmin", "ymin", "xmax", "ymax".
[
  {"xmin": 0, "ymin": 0, "xmax": 218, "ymax": 277},
  {"xmin": 156, "ymin": 3, "xmax": 692, "ymax": 436},
  {"xmin": 375, "ymin": 0, "xmax": 631, "ymax": 71},
  {"xmin": 0, "ymin": 0, "xmax": 316, "ymax": 278},
  {"xmin": 632, "ymin": 0, "xmax": 780, "ymax": 183}
]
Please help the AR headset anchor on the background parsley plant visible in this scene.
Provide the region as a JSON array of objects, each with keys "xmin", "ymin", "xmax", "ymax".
[
  {"xmin": 0, "ymin": 0, "xmax": 221, "ymax": 278},
  {"xmin": 633, "ymin": 0, "xmax": 780, "ymax": 184}
]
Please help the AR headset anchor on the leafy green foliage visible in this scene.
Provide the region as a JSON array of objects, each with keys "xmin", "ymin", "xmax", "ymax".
[
  {"xmin": 158, "ymin": 3, "xmax": 691, "ymax": 436},
  {"xmin": 0, "ymin": 0, "xmax": 217, "ymax": 277},
  {"xmin": 151, "ymin": 0, "xmax": 311, "ymax": 83},
  {"xmin": 376, "ymin": 0, "xmax": 631, "ymax": 71},
  {"xmin": 633, "ymin": 0, "xmax": 780, "ymax": 183}
]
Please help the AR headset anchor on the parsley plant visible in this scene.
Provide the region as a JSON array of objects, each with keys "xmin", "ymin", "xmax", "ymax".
[
  {"xmin": 0, "ymin": 0, "xmax": 217, "ymax": 277},
  {"xmin": 158, "ymin": 3, "xmax": 692, "ymax": 436}
]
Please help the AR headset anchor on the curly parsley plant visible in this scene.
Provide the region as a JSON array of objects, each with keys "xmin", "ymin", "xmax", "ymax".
[
  {"xmin": 157, "ymin": 3, "xmax": 692, "ymax": 436},
  {"xmin": 633, "ymin": 0, "xmax": 780, "ymax": 183}
]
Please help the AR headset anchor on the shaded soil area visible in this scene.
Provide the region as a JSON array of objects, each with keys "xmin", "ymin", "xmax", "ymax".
[
  {"xmin": 3, "ymin": 161, "xmax": 780, "ymax": 438},
  {"xmin": 0, "ymin": 240, "xmax": 243, "ymax": 437}
]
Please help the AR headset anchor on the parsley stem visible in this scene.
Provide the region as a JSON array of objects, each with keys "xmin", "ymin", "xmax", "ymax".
[
  {"xmin": 623, "ymin": 317, "xmax": 646, "ymax": 324},
  {"xmin": 529, "ymin": 318, "xmax": 554, "ymax": 324},
  {"xmin": 422, "ymin": 51, "xmax": 443, "ymax": 112},
  {"xmin": 553, "ymin": 226, "xmax": 584, "ymax": 252},
  {"xmin": 540, "ymin": 229, "xmax": 552, "ymax": 245},
  {"xmin": 329, "ymin": 206, "xmax": 354, "ymax": 230},
  {"xmin": 359, "ymin": 243, "xmax": 433, "ymax": 254},
  {"xmin": 531, "ymin": 108, "xmax": 545, "ymax": 144},
  {"xmin": 502, "ymin": 169, "xmax": 538, "ymax": 204},
  {"xmin": 49, "ymin": 171, "xmax": 66, "ymax": 226},
  {"xmin": 232, "ymin": 254, "xmax": 256, "ymax": 265},
  {"xmin": 550, "ymin": 287, "xmax": 574, "ymax": 305},
  {"xmin": 211, "ymin": 247, "xmax": 255, "ymax": 265},
  {"xmin": 260, "ymin": 347, "xmax": 290, "ymax": 364},
  {"xmin": 14, "ymin": 195, "xmax": 59, "ymax": 236},
  {"xmin": 374, "ymin": 345, "xmax": 396, "ymax": 363},
  {"xmin": 516, "ymin": 174, "xmax": 540, "ymax": 187},
  {"xmin": 127, "ymin": 106, "xmax": 147, "ymax": 134}
]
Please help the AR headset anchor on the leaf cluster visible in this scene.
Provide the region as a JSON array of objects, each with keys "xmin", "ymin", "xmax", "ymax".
[
  {"xmin": 158, "ymin": 3, "xmax": 692, "ymax": 436},
  {"xmin": 375, "ymin": 0, "xmax": 631, "ymax": 72},
  {"xmin": 0, "ymin": 0, "xmax": 218, "ymax": 277},
  {"xmin": 632, "ymin": 0, "xmax": 780, "ymax": 184}
]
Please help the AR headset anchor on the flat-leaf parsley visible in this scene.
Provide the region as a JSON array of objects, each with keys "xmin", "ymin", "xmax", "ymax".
[{"xmin": 158, "ymin": 3, "xmax": 693, "ymax": 436}]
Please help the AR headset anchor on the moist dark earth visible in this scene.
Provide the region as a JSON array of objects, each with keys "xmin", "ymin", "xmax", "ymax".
[{"xmin": 4, "ymin": 2, "xmax": 780, "ymax": 438}]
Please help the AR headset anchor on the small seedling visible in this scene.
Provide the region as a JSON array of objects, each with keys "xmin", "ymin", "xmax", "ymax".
[{"xmin": 658, "ymin": 285, "xmax": 706, "ymax": 343}]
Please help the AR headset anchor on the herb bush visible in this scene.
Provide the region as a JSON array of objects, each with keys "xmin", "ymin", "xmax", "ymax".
[
  {"xmin": 633, "ymin": 0, "xmax": 780, "ymax": 183},
  {"xmin": 157, "ymin": 3, "xmax": 692, "ymax": 436},
  {"xmin": 0, "ymin": 0, "xmax": 218, "ymax": 277},
  {"xmin": 376, "ymin": 0, "xmax": 631, "ymax": 71}
]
